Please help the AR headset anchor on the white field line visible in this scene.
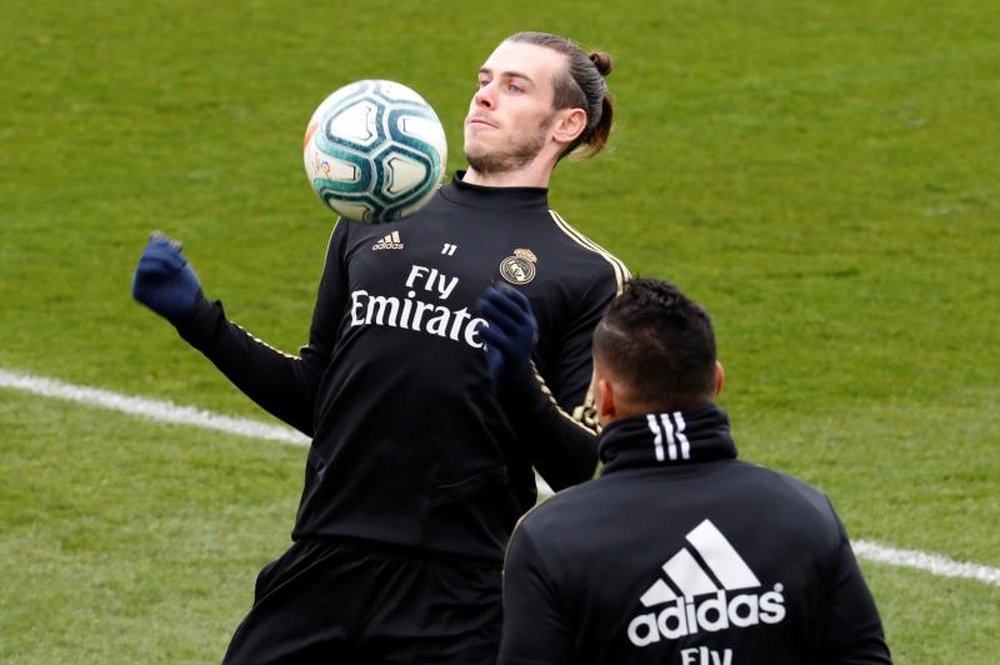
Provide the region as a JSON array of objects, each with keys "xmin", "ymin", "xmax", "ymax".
[
  {"xmin": 1, "ymin": 368, "xmax": 996, "ymax": 587},
  {"xmin": 0, "ymin": 368, "xmax": 310, "ymax": 446},
  {"xmin": 851, "ymin": 540, "xmax": 1000, "ymax": 586}
]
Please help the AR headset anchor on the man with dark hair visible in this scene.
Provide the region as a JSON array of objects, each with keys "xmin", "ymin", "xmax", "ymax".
[
  {"xmin": 497, "ymin": 278, "xmax": 893, "ymax": 665},
  {"xmin": 132, "ymin": 31, "xmax": 625, "ymax": 664}
]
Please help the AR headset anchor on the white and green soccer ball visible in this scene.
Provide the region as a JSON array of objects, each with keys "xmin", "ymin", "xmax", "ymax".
[{"xmin": 303, "ymin": 79, "xmax": 448, "ymax": 224}]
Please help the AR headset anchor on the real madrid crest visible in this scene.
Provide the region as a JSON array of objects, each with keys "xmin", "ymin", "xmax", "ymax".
[{"xmin": 499, "ymin": 248, "xmax": 538, "ymax": 285}]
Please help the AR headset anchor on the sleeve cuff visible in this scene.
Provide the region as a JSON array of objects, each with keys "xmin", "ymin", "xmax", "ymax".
[{"xmin": 173, "ymin": 292, "xmax": 224, "ymax": 349}]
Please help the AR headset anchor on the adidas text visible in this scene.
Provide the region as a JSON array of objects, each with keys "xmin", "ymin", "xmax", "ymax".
[
  {"xmin": 372, "ymin": 231, "xmax": 404, "ymax": 250},
  {"xmin": 627, "ymin": 586, "xmax": 786, "ymax": 646}
]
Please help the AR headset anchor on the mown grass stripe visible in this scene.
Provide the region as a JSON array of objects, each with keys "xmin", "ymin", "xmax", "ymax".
[{"xmin": 2, "ymin": 366, "xmax": 996, "ymax": 587}]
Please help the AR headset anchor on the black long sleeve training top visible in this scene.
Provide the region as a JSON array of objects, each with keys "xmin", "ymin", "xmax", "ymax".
[
  {"xmin": 500, "ymin": 405, "xmax": 892, "ymax": 664},
  {"xmin": 175, "ymin": 173, "xmax": 628, "ymax": 564}
]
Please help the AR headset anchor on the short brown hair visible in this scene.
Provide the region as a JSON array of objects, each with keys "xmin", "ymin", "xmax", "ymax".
[{"xmin": 594, "ymin": 279, "xmax": 717, "ymax": 411}]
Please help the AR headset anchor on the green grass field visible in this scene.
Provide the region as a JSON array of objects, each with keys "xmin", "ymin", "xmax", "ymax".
[{"xmin": 1, "ymin": 1, "xmax": 997, "ymax": 662}]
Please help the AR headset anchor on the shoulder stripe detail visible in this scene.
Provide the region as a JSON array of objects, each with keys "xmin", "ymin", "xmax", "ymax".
[
  {"xmin": 233, "ymin": 323, "xmax": 301, "ymax": 361},
  {"xmin": 531, "ymin": 361, "xmax": 599, "ymax": 436},
  {"xmin": 548, "ymin": 210, "xmax": 630, "ymax": 294}
]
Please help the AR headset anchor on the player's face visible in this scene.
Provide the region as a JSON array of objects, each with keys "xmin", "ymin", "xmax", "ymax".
[{"xmin": 464, "ymin": 41, "xmax": 565, "ymax": 175}]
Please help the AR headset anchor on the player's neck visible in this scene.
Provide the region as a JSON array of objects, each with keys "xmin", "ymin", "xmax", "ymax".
[{"xmin": 462, "ymin": 163, "xmax": 552, "ymax": 189}]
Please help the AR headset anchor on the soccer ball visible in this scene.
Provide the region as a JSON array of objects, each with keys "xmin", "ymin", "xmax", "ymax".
[{"xmin": 303, "ymin": 79, "xmax": 448, "ymax": 224}]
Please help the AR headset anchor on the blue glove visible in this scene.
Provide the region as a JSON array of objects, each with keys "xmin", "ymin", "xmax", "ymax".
[
  {"xmin": 477, "ymin": 283, "xmax": 538, "ymax": 383},
  {"xmin": 131, "ymin": 231, "xmax": 202, "ymax": 322}
]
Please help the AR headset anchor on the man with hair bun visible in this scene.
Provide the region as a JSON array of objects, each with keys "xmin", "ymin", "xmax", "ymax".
[
  {"xmin": 132, "ymin": 31, "xmax": 626, "ymax": 664},
  {"xmin": 497, "ymin": 278, "xmax": 892, "ymax": 665}
]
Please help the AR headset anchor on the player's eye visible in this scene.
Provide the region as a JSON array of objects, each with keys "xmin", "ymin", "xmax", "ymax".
[
  {"xmin": 477, "ymin": 77, "xmax": 491, "ymax": 88},
  {"xmin": 506, "ymin": 83, "xmax": 523, "ymax": 93}
]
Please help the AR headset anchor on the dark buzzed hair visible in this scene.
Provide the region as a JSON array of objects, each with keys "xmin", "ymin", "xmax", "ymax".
[
  {"xmin": 507, "ymin": 31, "xmax": 614, "ymax": 159},
  {"xmin": 593, "ymin": 278, "xmax": 717, "ymax": 411}
]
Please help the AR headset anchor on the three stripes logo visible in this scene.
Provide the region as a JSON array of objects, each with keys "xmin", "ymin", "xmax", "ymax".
[
  {"xmin": 647, "ymin": 412, "xmax": 690, "ymax": 462},
  {"xmin": 372, "ymin": 231, "xmax": 404, "ymax": 251},
  {"xmin": 628, "ymin": 519, "xmax": 786, "ymax": 647}
]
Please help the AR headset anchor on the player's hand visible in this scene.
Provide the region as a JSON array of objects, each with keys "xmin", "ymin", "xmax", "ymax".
[
  {"xmin": 477, "ymin": 283, "xmax": 538, "ymax": 383},
  {"xmin": 131, "ymin": 231, "xmax": 203, "ymax": 322}
]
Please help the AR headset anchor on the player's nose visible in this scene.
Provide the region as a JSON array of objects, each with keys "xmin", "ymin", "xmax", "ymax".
[{"xmin": 473, "ymin": 84, "xmax": 496, "ymax": 109}]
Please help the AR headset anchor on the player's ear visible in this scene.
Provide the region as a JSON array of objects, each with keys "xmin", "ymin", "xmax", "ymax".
[
  {"xmin": 552, "ymin": 107, "xmax": 587, "ymax": 146},
  {"xmin": 596, "ymin": 377, "xmax": 617, "ymax": 426},
  {"xmin": 713, "ymin": 361, "xmax": 725, "ymax": 398}
]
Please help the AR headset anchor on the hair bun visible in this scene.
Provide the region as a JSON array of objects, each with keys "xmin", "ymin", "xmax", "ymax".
[{"xmin": 589, "ymin": 51, "xmax": 613, "ymax": 77}]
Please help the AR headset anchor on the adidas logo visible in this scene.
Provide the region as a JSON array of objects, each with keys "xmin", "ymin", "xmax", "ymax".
[
  {"xmin": 628, "ymin": 519, "xmax": 786, "ymax": 647},
  {"xmin": 372, "ymin": 231, "xmax": 404, "ymax": 251},
  {"xmin": 647, "ymin": 412, "xmax": 690, "ymax": 461}
]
